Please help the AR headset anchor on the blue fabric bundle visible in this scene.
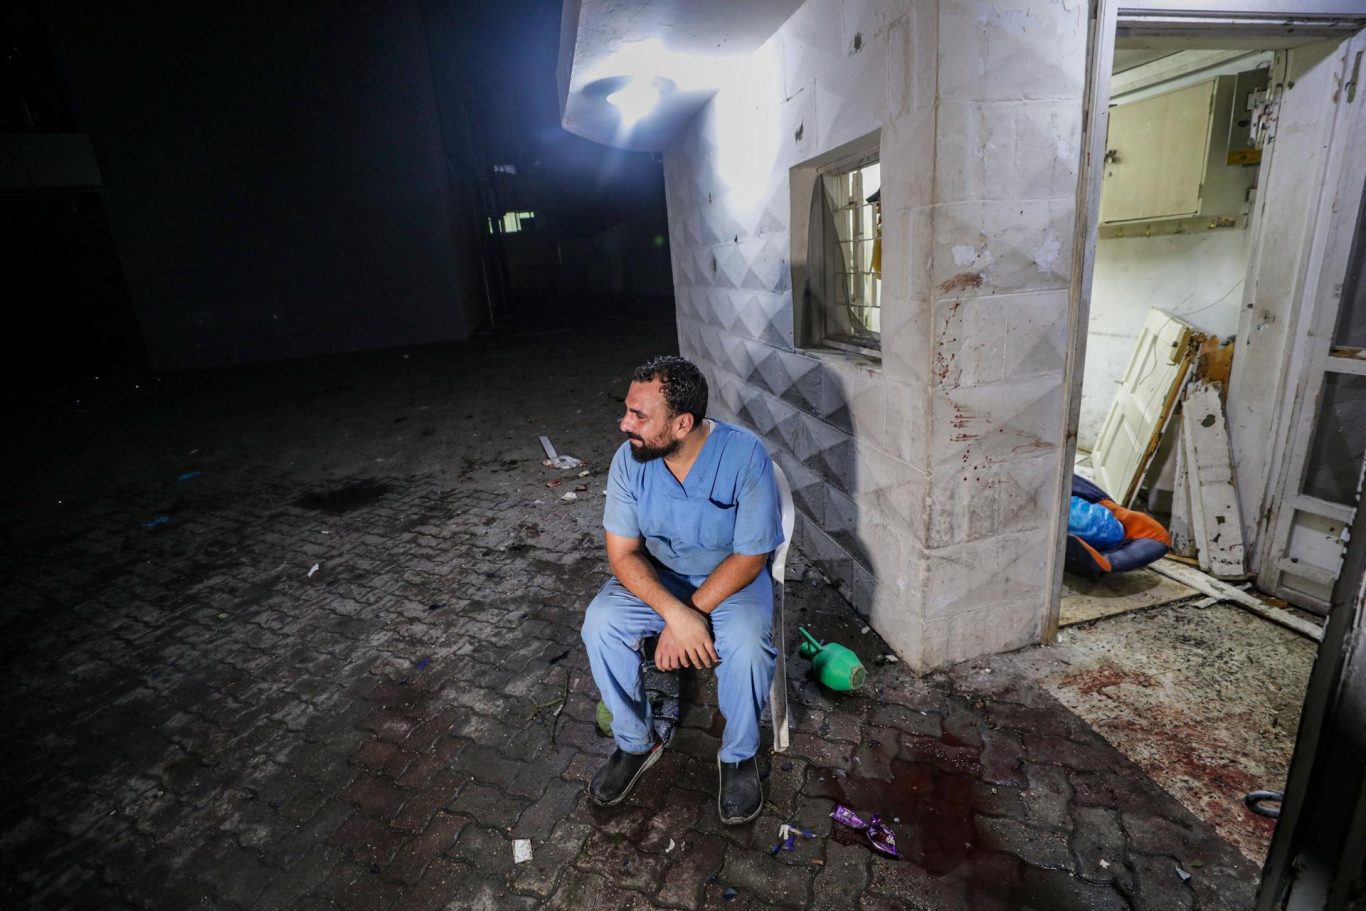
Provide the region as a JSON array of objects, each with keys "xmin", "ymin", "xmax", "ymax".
[{"xmin": 1068, "ymin": 495, "xmax": 1125, "ymax": 549}]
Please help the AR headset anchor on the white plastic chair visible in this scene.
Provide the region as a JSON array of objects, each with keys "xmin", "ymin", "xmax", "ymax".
[{"xmin": 768, "ymin": 462, "xmax": 796, "ymax": 753}]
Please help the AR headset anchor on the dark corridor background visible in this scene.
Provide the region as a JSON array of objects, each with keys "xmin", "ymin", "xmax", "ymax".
[{"xmin": 1, "ymin": 0, "xmax": 673, "ymax": 383}]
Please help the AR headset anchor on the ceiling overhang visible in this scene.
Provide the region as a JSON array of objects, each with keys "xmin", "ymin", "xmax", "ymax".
[
  {"xmin": 556, "ymin": 0, "xmax": 803, "ymax": 152},
  {"xmin": 1115, "ymin": 0, "xmax": 1366, "ymax": 40}
]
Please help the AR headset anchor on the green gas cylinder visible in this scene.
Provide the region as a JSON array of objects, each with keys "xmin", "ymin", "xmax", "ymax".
[{"xmin": 798, "ymin": 627, "xmax": 866, "ymax": 692}]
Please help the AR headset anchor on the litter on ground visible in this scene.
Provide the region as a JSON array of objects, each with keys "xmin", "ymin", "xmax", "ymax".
[
  {"xmin": 307, "ymin": 563, "xmax": 320, "ymax": 577},
  {"xmin": 770, "ymin": 823, "xmax": 816, "ymax": 856},
  {"xmin": 831, "ymin": 804, "xmax": 898, "ymax": 859},
  {"xmin": 799, "ymin": 628, "xmax": 867, "ymax": 692},
  {"xmin": 513, "ymin": 839, "xmax": 533, "ymax": 864},
  {"xmin": 539, "ymin": 435, "xmax": 584, "ymax": 470}
]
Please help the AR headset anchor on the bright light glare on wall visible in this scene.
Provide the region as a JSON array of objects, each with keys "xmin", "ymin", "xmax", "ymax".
[
  {"xmin": 606, "ymin": 79, "xmax": 661, "ymax": 126},
  {"xmin": 709, "ymin": 40, "xmax": 782, "ymax": 213}
]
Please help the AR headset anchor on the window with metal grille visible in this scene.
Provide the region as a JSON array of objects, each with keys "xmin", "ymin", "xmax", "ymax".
[
  {"xmin": 823, "ymin": 159, "xmax": 882, "ymax": 351},
  {"xmin": 798, "ymin": 152, "xmax": 882, "ymax": 357}
]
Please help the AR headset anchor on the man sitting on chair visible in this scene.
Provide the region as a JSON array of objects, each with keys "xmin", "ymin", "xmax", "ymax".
[{"xmin": 581, "ymin": 355, "xmax": 783, "ymax": 824}]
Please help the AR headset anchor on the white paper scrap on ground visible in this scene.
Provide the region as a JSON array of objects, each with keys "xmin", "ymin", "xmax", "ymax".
[
  {"xmin": 561, "ymin": 491, "xmax": 578, "ymax": 502},
  {"xmin": 513, "ymin": 839, "xmax": 532, "ymax": 864},
  {"xmin": 539, "ymin": 435, "xmax": 585, "ymax": 469},
  {"xmin": 307, "ymin": 563, "xmax": 320, "ymax": 578}
]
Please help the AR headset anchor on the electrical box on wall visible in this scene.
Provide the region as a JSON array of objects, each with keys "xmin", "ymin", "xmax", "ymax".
[{"xmin": 1100, "ymin": 75, "xmax": 1257, "ymax": 225}]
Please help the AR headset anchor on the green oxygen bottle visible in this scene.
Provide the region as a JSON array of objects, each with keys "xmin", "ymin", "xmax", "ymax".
[{"xmin": 798, "ymin": 627, "xmax": 866, "ymax": 692}]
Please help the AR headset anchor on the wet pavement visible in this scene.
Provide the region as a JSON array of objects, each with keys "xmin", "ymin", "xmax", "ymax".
[{"xmin": 1, "ymin": 320, "xmax": 1261, "ymax": 909}]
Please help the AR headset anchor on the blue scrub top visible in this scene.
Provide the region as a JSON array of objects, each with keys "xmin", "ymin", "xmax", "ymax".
[{"xmin": 603, "ymin": 420, "xmax": 784, "ymax": 577}]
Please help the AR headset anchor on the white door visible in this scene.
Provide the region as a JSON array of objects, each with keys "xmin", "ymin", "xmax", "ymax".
[
  {"xmin": 1248, "ymin": 32, "xmax": 1366, "ymax": 613},
  {"xmin": 1091, "ymin": 308, "xmax": 1197, "ymax": 504},
  {"xmin": 1259, "ymin": 185, "xmax": 1366, "ymax": 612}
]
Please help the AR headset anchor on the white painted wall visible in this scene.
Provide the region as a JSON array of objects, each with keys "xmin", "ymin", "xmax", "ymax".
[
  {"xmin": 1079, "ymin": 228, "xmax": 1251, "ymax": 450},
  {"xmin": 657, "ymin": 0, "xmax": 1086, "ymax": 670}
]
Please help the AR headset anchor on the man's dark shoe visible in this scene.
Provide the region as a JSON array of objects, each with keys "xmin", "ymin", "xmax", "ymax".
[
  {"xmin": 589, "ymin": 740, "xmax": 664, "ymax": 806},
  {"xmin": 717, "ymin": 755, "xmax": 763, "ymax": 825}
]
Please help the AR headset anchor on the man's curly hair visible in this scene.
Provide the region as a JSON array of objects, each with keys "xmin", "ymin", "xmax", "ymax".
[{"xmin": 632, "ymin": 355, "xmax": 708, "ymax": 426}]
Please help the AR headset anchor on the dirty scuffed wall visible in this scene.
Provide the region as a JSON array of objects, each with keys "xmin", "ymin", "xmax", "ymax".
[{"xmin": 662, "ymin": 0, "xmax": 1087, "ymax": 670}]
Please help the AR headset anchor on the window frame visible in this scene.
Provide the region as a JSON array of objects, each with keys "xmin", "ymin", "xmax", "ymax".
[{"xmin": 790, "ymin": 131, "xmax": 884, "ymax": 361}]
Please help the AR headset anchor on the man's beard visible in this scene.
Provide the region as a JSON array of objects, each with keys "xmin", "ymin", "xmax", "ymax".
[{"xmin": 627, "ymin": 434, "xmax": 681, "ymax": 463}]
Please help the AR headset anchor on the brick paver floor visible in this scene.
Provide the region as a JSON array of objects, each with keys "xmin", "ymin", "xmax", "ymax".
[{"xmin": 1, "ymin": 321, "xmax": 1260, "ymax": 909}]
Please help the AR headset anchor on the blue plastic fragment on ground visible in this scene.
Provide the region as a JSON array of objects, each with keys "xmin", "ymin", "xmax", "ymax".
[
  {"xmin": 143, "ymin": 515, "xmax": 170, "ymax": 529},
  {"xmin": 770, "ymin": 823, "xmax": 816, "ymax": 856},
  {"xmin": 723, "ymin": 887, "xmax": 738, "ymax": 901},
  {"xmin": 177, "ymin": 470, "xmax": 202, "ymax": 481},
  {"xmin": 415, "ymin": 656, "xmax": 431, "ymax": 670}
]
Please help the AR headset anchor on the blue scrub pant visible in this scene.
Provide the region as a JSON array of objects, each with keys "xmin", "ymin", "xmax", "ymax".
[{"xmin": 581, "ymin": 565, "xmax": 776, "ymax": 763}]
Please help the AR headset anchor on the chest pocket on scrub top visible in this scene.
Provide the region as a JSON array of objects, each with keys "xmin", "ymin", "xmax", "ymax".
[{"xmin": 691, "ymin": 496, "xmax": 737, "ymax": 549}]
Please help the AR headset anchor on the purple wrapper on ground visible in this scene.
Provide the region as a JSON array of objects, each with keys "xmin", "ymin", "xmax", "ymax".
[
  {"xmin": 831, "ymin": 804, "xmax": 899, "ymax": 859},
  {"xmin": 865, "ymin": 814, "xmax": 898, "ymax": 858},
  {"xmin": 831, "ymin": 804, "xmax": 866, "ymax": 828}
]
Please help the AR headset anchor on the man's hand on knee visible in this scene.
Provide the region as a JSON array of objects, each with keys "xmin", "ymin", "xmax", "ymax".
[{"xmin": 657, "ymin": 609, "xmax": 719, "ymax": 670}]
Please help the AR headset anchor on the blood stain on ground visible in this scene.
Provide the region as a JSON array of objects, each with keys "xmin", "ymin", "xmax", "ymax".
[{"xmin": 293, "ymin": 478, "xmax": 393, "ymax": 514}]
